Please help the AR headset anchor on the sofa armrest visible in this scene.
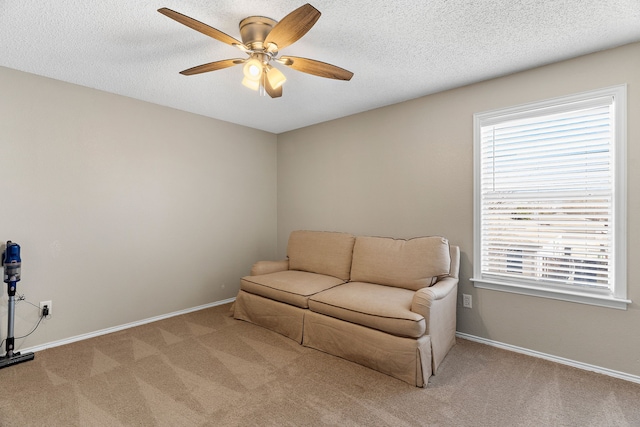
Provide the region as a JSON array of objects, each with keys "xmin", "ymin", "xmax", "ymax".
[
  {"xmin": 411, "ymin": 276, "xmax": 459, "ymax": 373},
  {"xmin": 411, "ymin": 277, "xmax": 458, "ymax": 312},
  {"xmin": 250, "ymin": 260, "xmax": 289, "ymax": 276}
]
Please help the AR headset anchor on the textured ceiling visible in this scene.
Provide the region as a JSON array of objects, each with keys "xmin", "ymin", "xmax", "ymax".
[{"xmin": 1, "ymin": 1, "xmax": 640, "ymax": 134}]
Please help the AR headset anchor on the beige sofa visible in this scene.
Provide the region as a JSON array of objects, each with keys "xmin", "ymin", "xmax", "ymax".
[{"xmin": 233, "ymin": 230, "xmax": 460, "ymax": 387}]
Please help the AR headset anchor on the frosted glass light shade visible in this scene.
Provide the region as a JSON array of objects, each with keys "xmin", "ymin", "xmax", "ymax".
[
  {"xmin": 266, "ymin": 66, "xmax": 286, "ymax": 90},
  {"xmin": 243, "ymin": 58, "xmax": 263, "ymax": 80},
  {"xmin": 242, "ymin": 76, "xmax": 260, "ymax": 91}
]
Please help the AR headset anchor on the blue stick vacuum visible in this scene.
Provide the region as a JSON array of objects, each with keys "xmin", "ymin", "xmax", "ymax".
[{"xmin": 0, "ymin": 241, "xmax": 34, "ymax": 369}]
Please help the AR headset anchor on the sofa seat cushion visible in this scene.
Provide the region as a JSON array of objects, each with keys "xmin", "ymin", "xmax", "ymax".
[
  {"xmin": 308, "ymin": 282, "xmax": 426, "ymax": 338},
  {"xmin": 241, "ymin": 270, "xmax": 346, "ymax": 309}
]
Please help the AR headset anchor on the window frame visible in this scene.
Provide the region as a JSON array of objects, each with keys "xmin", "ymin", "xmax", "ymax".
[{"xmin": 472, "ymin": 85, "xmax": 629, "ymax": 310}]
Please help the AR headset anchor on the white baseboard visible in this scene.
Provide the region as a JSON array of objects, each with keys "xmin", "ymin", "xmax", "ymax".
[
  {"xmin": 456, "ymin": 332, "xmax": 640, "ymax": 385},
  {"xmin": 23, "ymin": 298, "xmax": 236, "ymax": 354}
]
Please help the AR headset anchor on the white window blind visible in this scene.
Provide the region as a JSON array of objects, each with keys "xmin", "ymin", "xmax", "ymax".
[{"xmin": 472, "ymin": 86, "xmax": 628, "ymax": 309}]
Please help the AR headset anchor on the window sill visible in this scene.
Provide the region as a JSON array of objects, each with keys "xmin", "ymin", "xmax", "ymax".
[{"xmin": 470, "ymin": 278, "xmax": 631, "ymax": 310}]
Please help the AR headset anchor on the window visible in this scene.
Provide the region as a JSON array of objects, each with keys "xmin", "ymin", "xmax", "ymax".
[{"xmin": 472, "ymin": 85, "xmax": 629, "ymax": 309}]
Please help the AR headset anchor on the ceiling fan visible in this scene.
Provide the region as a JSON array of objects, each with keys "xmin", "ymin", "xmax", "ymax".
[{"xmin": 158, "ymin": 3, "xmax": 354, "ymax": 98}]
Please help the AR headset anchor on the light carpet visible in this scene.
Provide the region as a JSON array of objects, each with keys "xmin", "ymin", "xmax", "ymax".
[{"xmin": 0, "ymin": 303, "xmax": 638, "ymax": 426}]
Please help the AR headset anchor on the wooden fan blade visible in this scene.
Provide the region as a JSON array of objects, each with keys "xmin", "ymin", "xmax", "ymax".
[
  {"xmin": 264, "ymin": 4, "xmax": 321, "ymax": 51},
  {"xmin": 279, "ymin": 56, "xmax": 353, "ymax": 81},
  {"xmin": 180, "ymin": 59, "xmax": 244, "ymax": 76},
  {"xmin": 158, "ymin": 8, "xmax": 244, "ymax": 48},
  {"xmin": 264, "ymin": 75, "xmax": 283, "ymax": 98}
]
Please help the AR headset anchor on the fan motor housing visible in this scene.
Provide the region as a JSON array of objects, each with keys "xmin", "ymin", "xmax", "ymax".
[{"xmin": 239, "ymin": 16, "xmax": 277, "ymax": 49}]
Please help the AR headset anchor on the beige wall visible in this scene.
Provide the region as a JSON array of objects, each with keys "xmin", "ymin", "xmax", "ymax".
[
  {"xmin": 0, "ymin": 66, "xmax": 278, "ymax": 349},
  {"xmin": 2, "ymin": 42, "xmax": 638, "ymax": 378},
  {"xmin": 277, "ymin": 42, "xmax": 640, "ymax": 377}
]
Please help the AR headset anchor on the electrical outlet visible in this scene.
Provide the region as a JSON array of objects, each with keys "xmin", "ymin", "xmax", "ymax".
[
  {"xmin": 39, "ymin": 300, "xmax": 52, "ymax": 316},
  {"xmin": 462, "ymin": 294, "xmax": 472, "ymax": 309}
]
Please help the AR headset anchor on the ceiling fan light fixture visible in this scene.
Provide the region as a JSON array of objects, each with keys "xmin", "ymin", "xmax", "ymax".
[
  {"xmin": 243, "ymin": 57, "xmax": 263, "ymax": 80},
  {"xmin": 242, "ymin": 76, "xmax": 260, "ymax": 91},
  {"xmin": 266, "ymin": 66, "xmax": 286, "ymax": 90},
  {"xmin": 159, "ymin": 4, "xmax": 353, "ymax": 99}
]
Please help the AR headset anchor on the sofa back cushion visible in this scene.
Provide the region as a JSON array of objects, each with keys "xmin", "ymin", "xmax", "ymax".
[
  {"xmin": 287, "ymin": 231, "xmax": 356, "ymax": 281},
  {"xmin": 350, "ymin": 236, "xmax": 451, "ymax": 290}
]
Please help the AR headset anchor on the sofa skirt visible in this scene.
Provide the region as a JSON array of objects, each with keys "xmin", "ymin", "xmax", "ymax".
[
  {"xmin": 303, "ymin": 310, "xmax": 433, "ymax": 387},
  {"xmin": 233, "ymin": 290, "xmax": 305, "ymax": 343}
]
